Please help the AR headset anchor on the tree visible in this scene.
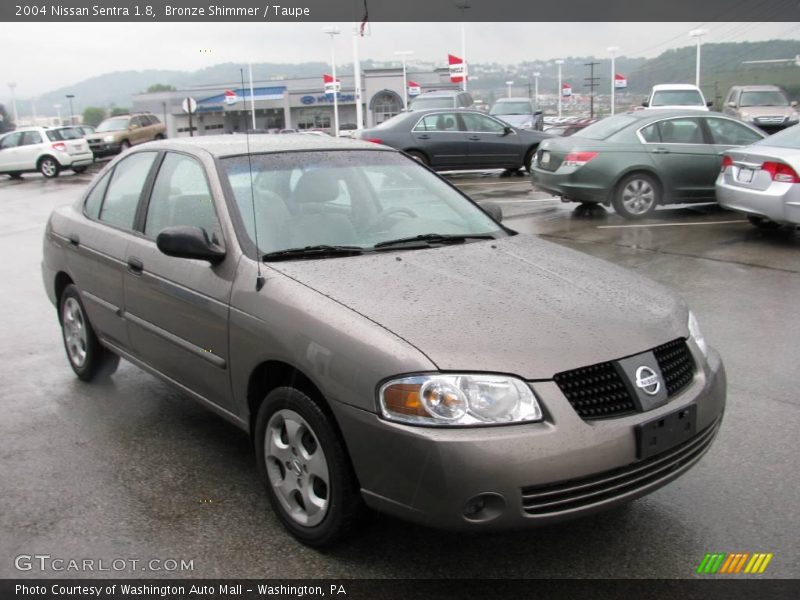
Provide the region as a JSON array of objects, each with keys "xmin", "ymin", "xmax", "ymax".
[
  {"xmin": 146, "ymin": 83, "xmax": 176, "ymax": 93},
  {"xmin": 82, "ymin": 106, "xmax": 106, "ymax": 128},
  {"xmin": 0, "ymin": 103, "xmax": 13, "ymax": 133},
  {"xmin": 110, "ymin": 107, "xmax": 130, "ymax": 117}
]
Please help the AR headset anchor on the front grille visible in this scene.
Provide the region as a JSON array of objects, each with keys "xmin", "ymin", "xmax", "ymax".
[
  {"xmin": 652, "ymin": 338, "xmax": 695, "ymax": 396},
  {"xmin": 520, "ymin": 416, "xmax": 721, "ymax": 516},
  {"xmin": 554, "ymin": 338, "xmax": 695, "ymax": 420},
  {"xmin": 755, "ymin": 116, "xmax": 785, "ymax": 124}
]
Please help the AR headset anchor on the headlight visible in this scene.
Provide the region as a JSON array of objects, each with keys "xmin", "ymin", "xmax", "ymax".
[
  {"xmin": 740, "ymin": 112, "xmax": 753, "ymax": 122},
  {"xmin": 103, "ymin": 135, "xmax": 115, "ymax": 142},
  {"xmin": 788, "ymin": 112, "xmax": 799, "ymax": 122},
  {"xmin": 688, "ymin": 311, "xmax": 708, "ymax": 358},
  {"xmin": 379, "ymin": 374, "xmax": 543, "ymax": 426}
]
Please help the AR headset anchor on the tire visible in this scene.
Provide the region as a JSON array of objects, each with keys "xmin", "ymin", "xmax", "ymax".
[
  {"xmin": 154, "ymin": 134, "xmax": 165, "ymax": 140},
  {"xmin": 120, "ymin": 140, "xmax": 131, "ymax": 152},
  {"xmin": 59, "ymin": 284, "xmax": 119, "ymax": 381},
  {"xmin": 747, "ymin": 215, "xmax": 781, "ymax": 230},
  {"xmin": 612, "ymin": 173, "xmax": 660, "ymax": 219},
  {"xmin": 8, "ymin": 172, "xmax": 23, "ymax": 180},
  {"xmin": 405, "ymin": 150, "xmax": 429, "ymax": 166},
  {"xmin": 255, "ymin": 386, "xmax": 364, "ymax": 548},
  {"xmin": 524, "ymin": 147, "xmax": 537, "ymax": 173},
  {"xmin": 38, "ymin": 156, "xmax": 60, "ymax": 179},
  {"xmin": 72, "ymin": 166, "xmax": 87, "ymax": 174}
]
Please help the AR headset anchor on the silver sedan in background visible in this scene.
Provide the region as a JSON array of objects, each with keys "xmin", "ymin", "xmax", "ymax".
[{"xmin": 716, "ymin": 124, "xmax": 800, "ymax": 228}]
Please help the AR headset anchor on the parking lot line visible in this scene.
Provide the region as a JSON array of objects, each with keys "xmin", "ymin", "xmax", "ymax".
[{"xmin": 597, "ymin": 220, "xmax": 747, "ymax": 229}]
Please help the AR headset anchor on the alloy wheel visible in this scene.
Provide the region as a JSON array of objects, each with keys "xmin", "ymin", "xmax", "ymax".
[
  {"xmin": 620, "ymin": 178, "xmax": 656, "ymax": 216},
  {"xmin": 62, "ymin": 297, "xmax": 88, "ymax": 368}
]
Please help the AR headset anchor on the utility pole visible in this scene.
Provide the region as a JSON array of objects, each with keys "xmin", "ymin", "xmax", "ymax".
[{"xmin": 584, "ymin": 62, "xmax": 600, "ymax": 119}]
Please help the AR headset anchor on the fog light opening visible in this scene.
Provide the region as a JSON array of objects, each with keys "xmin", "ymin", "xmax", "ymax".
[{"xmin": 462, "ymin": 493, "xmax": 506, "ymax": 523}]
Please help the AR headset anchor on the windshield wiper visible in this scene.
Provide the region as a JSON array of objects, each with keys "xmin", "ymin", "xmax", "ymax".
[
  {"xmin": 263, "ymin": 245, "xmax": 365, "ymax": 262},
  {"xmin": 373, "ymin": 233, "xmax": 495, "ymax": 249}
]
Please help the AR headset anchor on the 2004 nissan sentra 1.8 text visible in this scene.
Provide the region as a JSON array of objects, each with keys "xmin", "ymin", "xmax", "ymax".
[{"xmin": 42, "ymin": 135, "xmax": 726, "ymax": 547}]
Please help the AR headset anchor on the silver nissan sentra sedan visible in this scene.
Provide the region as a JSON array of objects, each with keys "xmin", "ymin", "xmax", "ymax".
[{"xmin": 42, "ymin": 135, "xmax": 726, "ymax": 547}]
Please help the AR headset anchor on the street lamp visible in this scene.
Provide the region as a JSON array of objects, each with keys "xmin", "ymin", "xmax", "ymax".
[
  {"xmin": 394, "ymin": 50, "xmax": 414, "ymax": 111},
  {"xmin": 555, "ymin": 60, "xmax": 565, "ymax": 118},
  {"xmin": 533, "ymin": 72, "xmax": 541, "ymax": 111},
  {"xmin": 689, "ymin": 28, "xmax": 708, "ymax": 88},
  {"xmin": 8, "ymin": 82, "xmax": 19, "ymax": 126},
  {"xmin": 608, "ymin": 46, "xmax": 620, "ymax": 116},
  {"xmin": 454, "ymin": 1, "xmax": 470, "ymax": 92},
  {"xmin": 505, "ymin": 81, "xmax": 514, "ymax": 98},
  {"xmin": 53, "ymin": 104, "xmax": 62, "ymax": 126},
  {"xmin": 65, "ymin": 94, "xmax": 75, "ymax": 125},
  {"xmin": 323, "ymin": 26, "xmax": 341, "ymax": 137}
]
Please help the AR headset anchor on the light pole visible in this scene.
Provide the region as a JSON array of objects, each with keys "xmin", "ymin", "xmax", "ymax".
[
  {"xmin": 505, "ymin": 81, "xmax": 514, "ymax": 98},
  {"xmin": 689, "ymin": 28, "xmax": 708, "ymax": 88},
  {"xmin": 395, "ymin": 50, "xmax": 414, "ymax": 111},
  {"xmin": 352, "ymin": 28, "xmax": 364, "ymax": 130},
  {"xmin": 53, "ymin": 104, "xmax": 62, "ymax": 125},
  {"xmin": 608, "ymin": 46, "xmax": 620, "ymax": 116},
  {"xmin": 555, "ymin": 60, "xmax": 564, "ymax": 118},
  {"xmin": 533, "ymin": 72, "xmax": 540, "ymax": 111},
  {"xmin": 65, "ymin": 94, "xmax": 75, "ymax": 125},
  {"xmin": 455, "ymin": 1, "xmax": 470, "ymax": 92},
  {"xmin": 8, "ymin": 82, "xmax": 18, "ymax": 126},
  {"xmin": 323, "ymin": 26, "xmax": 341, "ymax": 137}
]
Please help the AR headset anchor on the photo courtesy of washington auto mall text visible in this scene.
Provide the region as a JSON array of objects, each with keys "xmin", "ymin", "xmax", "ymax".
[{"xmin": 1, "ymin": 0, "xmax": 799, "ymax": 598}]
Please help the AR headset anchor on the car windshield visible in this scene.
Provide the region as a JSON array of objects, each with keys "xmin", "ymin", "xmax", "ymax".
[
  {"xmin": 739, "ymin": 91, "xmax": 789, "ymax": 107},
  {"xmin": 571, "ymin": 115, "xmax": 637, "ymax": 140},
  {"xmin": 409, "ymin": 97, "xmax": 454, "ymax": 110},
  {"xmin": 753, "ymin": 124, "xmax": 800, "ymax": 149},
  {"xmin": 651, "ymin": 90, "xmax": 704, "ymax": 106},
  {"xmin": 52, "ymin": 127, "xmax": 83, "ymax": 140},
  {"xmin": 490, "ymin": 102, "xmax": 532, "ymax": 116},
  {"xmin": 96, "ymin": 118, "xmax": 129, "ymax": 132},
  {"xmin": 221, "ymin": 150, "xmax": 503, "ymax": 257}
]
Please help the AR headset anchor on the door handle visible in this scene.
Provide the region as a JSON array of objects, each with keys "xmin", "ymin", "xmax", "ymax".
[
  {"xmin": 68, "ymin": 234, "xmax": 80, "ymax": 247},
  {"xmin": 127, "ymin": 257, "xmax": 143, "ymax": 275},
  {"xmin": 468, "ymin": 136, "xmax": 481, "ymax": 141},
  {"xmin": 416, "ymin": 134, "xmax": 430, "ymax": 140},
  {"xmin": 652, "ymin": 147, "xmax": 670, "ymax": 154}
]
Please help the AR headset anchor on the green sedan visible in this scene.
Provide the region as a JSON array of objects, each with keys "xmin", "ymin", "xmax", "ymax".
[{"xmin": 532, "ymin": 109, "xmax": 767, "ymax": 218}]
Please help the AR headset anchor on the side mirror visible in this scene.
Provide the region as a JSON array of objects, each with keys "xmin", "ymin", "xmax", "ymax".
[
  {"xmin": 642, "ymin": 100, "xmax": 649, "ymax": 107},
  {"xmin": 792, "ymin": 101, "xmax": 798, "ymax": 108},
  {"xmin": 483, "ymin": 201, "xmax": 503, "ymax": 223},
  {"xmin": 503, "ymin": 126, "xmax": 514, "ymax": 136},
  {"xmin": 534, "ymin": 110, "xmax": 543, "ymax": 116},
  {"xmin": 156, "ymin": 226, "xmax": 225, "ymax": 264},
  {"xmin": 706, "ymin": 101, "xmax": 714, "ymax": 107},
  {"xmin": 727, "ymin": 102, "xmax": 737, "ymax": 108}
]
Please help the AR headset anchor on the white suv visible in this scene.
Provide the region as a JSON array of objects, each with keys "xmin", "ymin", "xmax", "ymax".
[
  {"xmin": 0, "ymin": 127, "xmax": 94, "ymax": 179},
  {"xmin": 643, "ymin": 84, "xmax": 712, "ymax": 111}
]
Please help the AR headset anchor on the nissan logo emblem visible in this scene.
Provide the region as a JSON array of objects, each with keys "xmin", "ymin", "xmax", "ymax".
[{"xmin": 635, "ymin": 366, "xmax": 661, "ymax": 396}]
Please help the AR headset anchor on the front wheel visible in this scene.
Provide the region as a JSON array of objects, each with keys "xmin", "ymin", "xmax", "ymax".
[
  {"xmin": 39, "ymin": 156, "xmax": 60, "ymax": 179},
  {"xmin": 8, "ymin": 172, "xmax": 23, "ymax": 180},
  {"xmin": 612, "ymin": 173, "xmax": 660, "ymax": 219},
  {"xmin": 60, "ymin": 285, "xmax": 119, "ymax": 381},
  {"xmin": 747, "ymin": 215, "xmax": 781, "ymax": 230},
  {"xmin": 524, "ymin": 147, "xmax": 537, "ymax": 173},
  {"xmin": 72, "ymin": 166, "xmax": 87, "ymax": 174},
  {"xmin": 255, "ymin": 386, "xmax": 364, "ymax": 548}
]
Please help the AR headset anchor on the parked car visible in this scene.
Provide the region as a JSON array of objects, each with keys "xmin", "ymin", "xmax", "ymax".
[
  {"xmin": 337, "ymin": 123, "xmax": 359, "ymax": 138},
  {"xmin": 716, "ymin": 123, "xmax": 800, "ymax": 228},
  {"xmin": 43, "ymin": 135, "xmax": 725, "ymax": 547},
  {"xmin": 531, "ymin": 109, "xmax": 766, "ymax": 218},
  {"xmin": 722, "ymin": 85, "xmax": 799, "ymax": 133},
  {"xmin": 643, "ymin": 84, "xmax": 712, "ymax": 111},
  {"xmin": 408, "ymin": 90, "xmax": 474, "ymax": 111},
  {"xmin": 356, "ymin": 109, "xmax": 550, "ymax": 172},
  {"xmin": 0, "ymin": 126, "xmax": 93, "ymax": 178},
  {"xmin": 489, "ymin": 97, "xmax": 544, "ymax": 131},
  {"xmin": 86, "ymin": 113, "xmax": 165, "ymax": 157},
  {"xmin": 544, "ymin": 118, "xmax": 599, "ymax": 137}
]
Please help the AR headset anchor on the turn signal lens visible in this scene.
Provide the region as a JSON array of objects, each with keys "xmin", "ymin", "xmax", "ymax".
[
  {"xmin": 364, "ymin": 138, "xmax": 384, "ymax": 144},
  {"xmin": 562, "ymin": 151, "xmax": 598, "ymax": 167},
  {"xmin": 761, "ymin": 161, "xmax": 800, "ymax": 184}
]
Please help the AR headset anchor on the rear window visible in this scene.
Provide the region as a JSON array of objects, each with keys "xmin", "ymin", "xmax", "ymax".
[
  {"xmin": 410, "ymin": 97, "xmax": 455, "ymax": 110},
  {"xmin": 754, "ymin": 124, "xmax": 800, "ymax": 149},
  {"xmin": 490, "ymin": 102, "xmax": 533, "ymax": 116},
  {"xmin": 571, "ymin": 115, "xmax": 637, "ymax": 140},
  {"xmin": 651, "ymin": 90, "xmax": 704, "ymax": 107}
]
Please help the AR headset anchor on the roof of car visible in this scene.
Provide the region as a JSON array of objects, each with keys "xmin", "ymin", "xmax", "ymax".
[
  {"xmin": 413, "ymin": 90, "xmax": 464, "ymax": 97},
  {"xmin": 731, "ymin": 85, "xmax": 784, "ymax": 91},
  {"xmin": 620, "ymin": 109, "xmax": 729, "ymax": 120},
  {"xmin": 494, "ymin": 97, "xmax": 533, "ymax": 103},
  {"xmin": 139, "ymin": 134, "xmax": 387, "ymax": 157},
  {"xmin": 651, "ymin": 84, "xmax": 702, "ymax": 91}
]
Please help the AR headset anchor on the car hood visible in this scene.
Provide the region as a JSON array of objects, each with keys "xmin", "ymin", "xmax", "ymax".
[
  {"xmin": 740, "ymin": 106, "xmax": 795, "ymax": 117},
  {"xmin": 271, "ymin": 235, "xmax": 688, "ymax": 379}
]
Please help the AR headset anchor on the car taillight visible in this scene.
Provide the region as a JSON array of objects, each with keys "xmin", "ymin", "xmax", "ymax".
[
  {"xmin": 761, "ymin": 161, "xmax": 800, "ymax": 183},
  {"xmin": 364, "ymin": 138, "xmax": 383, "ymax": 144},
  {"xmin": 52, "ymin": 142, "xmax": 67, "ymax": 152},
  {"xmin": 562, "ymin": 151, "xmax": 598, "ymax": 167},
  {"xmin": 720, "ymin": 155, "xmax": 733, "ymax": 172}
]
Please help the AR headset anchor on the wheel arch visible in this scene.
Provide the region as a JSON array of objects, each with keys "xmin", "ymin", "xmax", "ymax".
[
  {"xmin": 54, "ymin": 272, "xmax": 74, "ymax": 321},
  {"xmin": 610, "ymin": 167, "xmax": 665, "ymax": 204},
  {"xmin": 401, "ymin": 148, "xmax": 430, "ymax": 164},
  {"xmin": 37, "ymin": 154, "xmax": 61, "ymax": 169}
]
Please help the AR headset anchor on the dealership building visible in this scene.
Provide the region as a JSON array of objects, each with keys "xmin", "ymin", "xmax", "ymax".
[{"xmin": 131, "ymin": 67, "xmax": 461, "ymax": 137}]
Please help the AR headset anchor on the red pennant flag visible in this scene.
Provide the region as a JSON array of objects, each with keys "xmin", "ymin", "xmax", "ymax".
[{"xmin": 448, "ymin": 54, "xmax": 466, "ymax": 83}]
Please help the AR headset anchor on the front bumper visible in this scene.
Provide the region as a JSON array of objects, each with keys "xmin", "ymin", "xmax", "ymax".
[
  {"xmin": 88, "ymin": 142, "xmax": 122, "ymax": 157},
  {"xmin": 333, "ymin": 344, "xmax": 726, "ymax": 531},
  {"xmin": 59, "ymin": 152, "xmax": 94, "ymax": 168},
  {"xmin": 532, "ymin": 166, "xmax": 610, "ymax": 204},
  {"xmin": 716, "ymin": 175, "xmax": 800, "ymax": 225}
]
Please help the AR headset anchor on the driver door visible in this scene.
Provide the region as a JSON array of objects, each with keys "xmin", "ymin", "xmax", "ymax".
[{"xmin": 459, "ymin": 113, "xmax": 522, "ymax": 168}]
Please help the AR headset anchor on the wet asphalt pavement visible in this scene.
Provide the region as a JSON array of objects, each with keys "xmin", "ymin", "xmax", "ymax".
[{"xmin": 1, "ymin": 164, "xmax": 798, "ymax": 579}]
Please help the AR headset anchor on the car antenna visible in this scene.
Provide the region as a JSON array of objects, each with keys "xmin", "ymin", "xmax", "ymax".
[{"xmin": 241, "ymin": 67, "xmax": 265, "ymax": 291}]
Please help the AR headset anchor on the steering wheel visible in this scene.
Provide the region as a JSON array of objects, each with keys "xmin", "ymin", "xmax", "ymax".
[{"xmin": 366, "ymin": 206, "xmax": 418, "ymax": 230}]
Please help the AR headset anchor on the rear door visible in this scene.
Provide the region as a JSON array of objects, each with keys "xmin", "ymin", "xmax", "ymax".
[
  {"xmin": 0, "ymin": 132, "xmax": 23, "ymax": 171},
  {"xmin": 124, "ymin": 151, "xmax": 235, "ymax": 410},
  {"xmin": 704, "ymin": 116, "xmax": 765, "ymax": 168},
  {"xmin": 410, "ymin": 112, "xmax": 469, "ymax": 168},
  {"xmin": 459, "ymin": 112, "xmax": 523, "ymax": 168},
  {"xmin": 639, "ymin": 117, "xmax": 720, "ymax": 202},
  {"xmin": 19, "ymin": 131, "xmax": 45, "ymax": 170}
]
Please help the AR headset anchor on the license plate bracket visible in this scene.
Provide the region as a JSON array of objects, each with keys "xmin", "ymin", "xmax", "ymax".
[
  {"xmin": 635, "ymin": 404, "xmax": 696, "ymax": 459},
  {"xmin": 540, "ymin": 151, "xmax": 550, "ymax": 165},
  {"xmin": 737, "ymin": 167, "xmax": 754, "ymax": 183}
]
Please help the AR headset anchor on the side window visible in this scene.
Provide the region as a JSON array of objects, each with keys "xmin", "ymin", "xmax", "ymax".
[
  {"xmin": 656, "ymin": 118, "xmax": 704, "ymax": 144},
  {"xmin": 640, "ymin": 123, "xmax": 660, "ymax": 143},
  {"xmin": 84, "ymin": 171, "xmax": 112, "ymax": 219},
  {"xmin": 726, "ymin": 89, "xmax": 736, "ymax": 105},
  {"xmin": 461, "ymin": 113, "xmax": 506, "ymax": 133},
  {"xmin": 131, "ymin": 116, "xmax": 144, "ymax": 128},
  {"xmin": 21, "ymin": 131, "xmax": 43, "ymax": 146},
  {"xmin": 1, "ymin": 132, "xmax": 22, "ymax": 149},
  {"xmin": 148, "ymin": 115, "xmax": 161, "ymax": 125},
  {"xmin": 705, "ymin": 118, "xmax": 763, "ymax": 146},
  {"xmin": 414, "ymin": 113, "xmax": 459, "ymax": 132},
  {"xmin": 99, "ymin": 152, "xmax": 157, "ymax": 230},
  {"xmin": 144, "ymin": 153, "xmax": 221, "ymax": 241}
]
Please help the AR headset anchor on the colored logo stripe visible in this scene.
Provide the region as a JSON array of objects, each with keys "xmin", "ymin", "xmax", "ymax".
[{"xmin": 697, "ymin": 552, "xmax": 773, "ymax": 574}]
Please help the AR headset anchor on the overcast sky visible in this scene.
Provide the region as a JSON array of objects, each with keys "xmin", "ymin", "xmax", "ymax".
[{"xmin": 2, "ymin": 21, "xmax": 799, "ymax": 98}]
